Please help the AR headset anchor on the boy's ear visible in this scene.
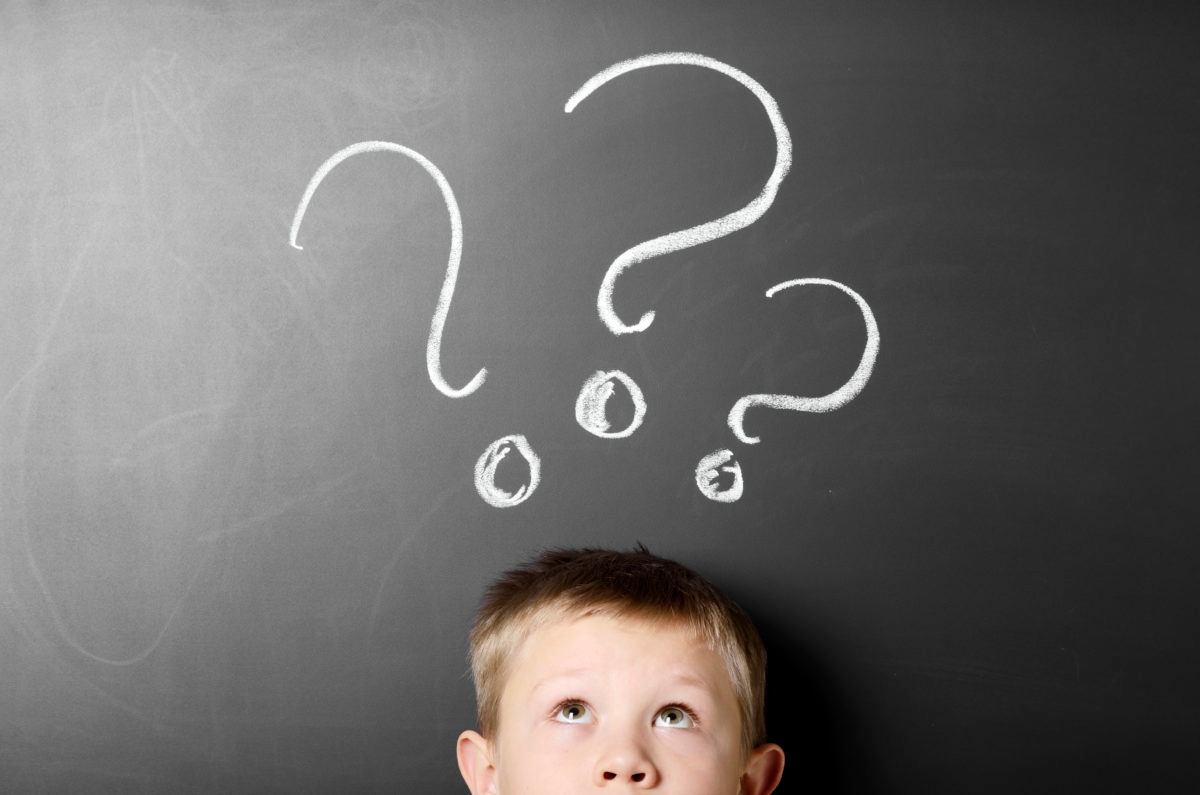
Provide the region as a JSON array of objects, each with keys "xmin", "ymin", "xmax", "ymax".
[
  {"xmin": 456, "ymin": 730, "xmax": 498, "ymax": 795},
  {"xmin": 740, "ymin": 742, "xmax": 785, "ymax": 795}
]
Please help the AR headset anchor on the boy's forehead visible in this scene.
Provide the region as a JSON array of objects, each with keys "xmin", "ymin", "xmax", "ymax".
[
  {"xmin": 506, "ymin": 612, "xmax": 731, "ymax": 690},
  {"xmin": 520, "ymin": 607, "xmax": 706, "ymax": 655}
]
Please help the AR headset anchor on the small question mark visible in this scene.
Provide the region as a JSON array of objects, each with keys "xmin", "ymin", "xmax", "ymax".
[
  {"xmin": 695, "ymin": 277, "xmax": 880, "ymax": 503},
  {"xmin": 290, "ymin": 141, "xmax": 540, "ymax": 508}
]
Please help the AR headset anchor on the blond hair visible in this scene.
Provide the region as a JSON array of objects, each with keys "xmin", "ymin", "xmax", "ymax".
[{"xmin": 467, "ymin": 546, "xmax": 768, "ymax": 758}]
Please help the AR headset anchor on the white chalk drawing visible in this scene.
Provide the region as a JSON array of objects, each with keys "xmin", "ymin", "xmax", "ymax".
[
  {"xmin": 275, "ymin": 63, "xmax": 870, "ymax": 508},
  {"xmin": 574, "ymin": 369, "xmax": 647, "ymax": 438},
  {"xmin": 289, "ymin": 140, "xmax": 486, "ymax": 399},
  {"xmin": 728, "ymin": 278, "xmax": 880, "ymax": 446},
  {"xmin": 474, "ymin": 434, "xmax": 541, "ymax": 508},
  {"xmin": 695, "ymin": 448, "xmax": 744, "ymax": 503},
  {"xmin": 565, "ymin": 52, "xmax": 793, "ymax": 335}
]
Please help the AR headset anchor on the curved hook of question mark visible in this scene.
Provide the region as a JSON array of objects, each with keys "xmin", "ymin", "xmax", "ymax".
[
  {"xmin": 289, "ymin": 141, "xmax": 486, "ymax": 399},
  {"xmin": 697, "ymin": 278, "xmax": 878, "ymax": 503},
  {"xmin": 729, "ymin": 277, "xmax": 880, "ymax": 445},
  {"xmin": 565, "ymin": 52, "xmax": 793, "ymax": 335}
]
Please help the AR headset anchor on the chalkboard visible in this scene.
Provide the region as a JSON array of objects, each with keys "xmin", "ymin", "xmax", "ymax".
[{"xmin": 2, "ymin": 1, "xmax": 1197, "ymax": 792}]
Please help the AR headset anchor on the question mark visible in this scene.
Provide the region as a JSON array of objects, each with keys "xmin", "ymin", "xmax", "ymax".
[
  {"xmin": 565, "ymin": 52, "xmax": 793, "ymax": 336},
  {"xmin": 696, "ymin": 277, "xmax": 880, "ymax": 503},
  {"xmin": 290, "ymin": 140, "xmax": 486, "ymax": 398},
  {"xmin": 567, "ymin": 52, "xmax": 792, "ymax": 443},
  {"xmin": 292, "ymin": 142, "xmax": 541, "ymax": 508}
]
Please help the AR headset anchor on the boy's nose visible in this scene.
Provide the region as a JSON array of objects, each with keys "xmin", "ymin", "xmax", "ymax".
[{"xmin": 593, "ymin": 742, "xmax": 660, "ymax": 788}]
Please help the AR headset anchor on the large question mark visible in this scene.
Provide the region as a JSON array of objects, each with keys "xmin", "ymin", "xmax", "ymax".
[
  {"xmin": 290, "ymin": 141, "xmax": 486, "ymax": 398},
  {"xmin": 292, "ymin": 142, "xmax": 540, "ymax": 507},
  {"xmin": 696, "ymin": 277, "xmax": 880, "ymax": 503},
  {"xmin": 565, "ymin": 52, "xmax": 793, "ymax": 336}
]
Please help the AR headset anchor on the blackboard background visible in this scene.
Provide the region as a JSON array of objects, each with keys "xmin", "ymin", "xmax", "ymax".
[{"xmin": 2, "ymin": 1, "xmax": 1197, "ymax": 792}]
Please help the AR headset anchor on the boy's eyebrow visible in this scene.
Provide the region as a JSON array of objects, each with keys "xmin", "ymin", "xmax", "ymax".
[
  {"xmin": 531, "ymin": 668, "xmax": 590, "ymax": 692},
  {"xmin": 527, "ymin": 669, "xmax": 592, "ymax": 701},
  {"xmin": 529, "ymin": 670, "xmax": 720, "ymax": 698}
]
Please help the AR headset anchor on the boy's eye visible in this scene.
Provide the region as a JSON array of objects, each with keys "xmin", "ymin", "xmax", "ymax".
[
  {"xmin": 554, "ymin": 702, "xmax": 594, "ymax": 724},
  {"xmin": 654, "ymin": 705, "xmax": 695, "ymax": 728}
]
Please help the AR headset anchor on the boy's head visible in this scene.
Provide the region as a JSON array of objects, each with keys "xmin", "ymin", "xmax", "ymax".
[{"xmin": 456, "ymin": 547, "xmax": 784, "ymax": 794}]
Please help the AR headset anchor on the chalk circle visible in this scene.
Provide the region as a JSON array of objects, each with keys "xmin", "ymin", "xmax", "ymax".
[
  {"xmin": 574, "ymin": 370, "xmax": 647, "ymax": 439},
  {"xmin": 475, "ymin": 434, "xmax": 541, "ymax": 508},
  {"xmin": 695, "ymin": 448, "xmax": 744, "ymax": 503}
]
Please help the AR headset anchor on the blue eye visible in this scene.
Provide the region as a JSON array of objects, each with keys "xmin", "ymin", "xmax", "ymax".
[
  {"xmin": 654, "ymin": 706, "xmax": 695, "ymax": 728},
  {"xmin": 554, "ymin": 702, "xmax": 594, "ymax": 724}
]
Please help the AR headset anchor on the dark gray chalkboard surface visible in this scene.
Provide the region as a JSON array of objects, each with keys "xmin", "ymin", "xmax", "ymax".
[{"xmin": 2, "ymin": 1, "xmax": 1197, "ymax": 792}]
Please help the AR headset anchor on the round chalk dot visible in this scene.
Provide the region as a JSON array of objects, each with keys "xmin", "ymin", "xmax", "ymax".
[
  {"xmin": 475, "ymin": 434, "xmax": 541, "ymax": 508},
  {"xmin": 695, "ymin": 448, "xmax": 744, "ymax": 503},
  {"xmin": 574, "ymin": 370, "xmax": 647, "ymax": 439}
]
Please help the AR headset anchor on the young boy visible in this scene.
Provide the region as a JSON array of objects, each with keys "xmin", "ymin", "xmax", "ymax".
[{"xmin": 456, "ymin": 546, "xmax": 785, "ymax": 793}]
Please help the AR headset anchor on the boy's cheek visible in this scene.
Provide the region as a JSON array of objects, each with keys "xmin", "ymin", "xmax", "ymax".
[
  {"xmin": 493, "ymin": 719, "xmax": 590, "ymax": 768},
  {"xmin": 654, "ymin": 727, "xmax": 731, "ymax": 768},
  {"xmin": 495, "ymin": 732, "xmax": 590, "ymax": 793},
  {"xmin": 657, "ymin": 726, "xmax": 713, "ymax": 749},
  {"xmin": 526, "ymin": 721, "xmax": 595, "ymax": 752}
]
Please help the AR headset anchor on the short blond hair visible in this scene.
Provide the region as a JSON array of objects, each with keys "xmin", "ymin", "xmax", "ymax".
[{"xmin": 467, "ymin": 546, "xmax": 768, "ymax": 758}]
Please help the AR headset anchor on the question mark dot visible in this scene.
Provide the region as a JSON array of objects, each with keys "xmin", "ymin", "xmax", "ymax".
[
  {"xmin": 575, "ymin": 370, "xmax": 647, "ymax": 439},
  {"xmin": 475, "ymin": 434, "xmax": 541, "ymax": 508},
  {"xmin": 695, "ymin": 448, "xmax": 744, "ymax": 503}
]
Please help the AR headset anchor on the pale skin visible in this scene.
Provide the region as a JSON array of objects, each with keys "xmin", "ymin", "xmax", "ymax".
[{"xmin": 457, "ymin": 613, "xmax": 785, "ymax": 793}]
